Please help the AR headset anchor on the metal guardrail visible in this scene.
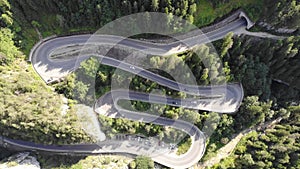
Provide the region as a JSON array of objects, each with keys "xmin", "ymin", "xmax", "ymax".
[{"xmin": 28, "ymin": 35, "xmax": 57, "ymax": 62}]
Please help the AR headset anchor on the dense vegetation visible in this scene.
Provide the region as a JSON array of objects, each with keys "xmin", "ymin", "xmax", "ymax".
[
  {"xmin": 9, "ymin": 0, "xmax": 267, "ymax": 54},
  {"xmin": 55, "ymin": 56, "xmax": 203, "ymax": 145},
  {"xmin": 0, "ymin": 0, "xmax": 20, "ymax": 65},
  {"xmin": 12, "ymin": 0, "xmax": 198, "ymax": 28},
  {"xmin": 129, "ymin": 155, "xmax": 155, "ymax": 169},
  {"xmin": 0, "ymin": 0, "xmax": 12, "ymax": 27},
  {"xmin": 195, "ymin": 0, "xmax": 263, "ymax": 27},
  {"xmin": 213, "ymin": 105, "xmax": 300, "ymax": 169},
  {"xmin": 260, "ymin": 0, "xmax": 300, "ymax": 30},
  {"xmin": 1, "ymin": 0, "xmax": 300, "ymax": 168},
  {"xmin": 53, "ymin": 36, "xmax": 234, "ymax": 145},
  {"xmin": 226, "ymin": 35, "xmax": 300, "ymax": 97},
  {"xmin": 10, "ymin": 0, "xmax": 200, "ymax": 53},
  {"xmin": 57, "ymin": 30, "xmax": 300, "ymax": 169},
  {"xmin": 0, "ymin": 60, "xmax": 91, "ymax": 144},
  {"xmin": 0, "ymin": 0, "xmax": 90, "ymax": 145},
  {"xmin": 202, "ymin": 31, "xmax": 300, "ymax": 168},
  {"xmin": 50, "ymin": 155, "xmax": 131, "ymax": 169},
  {"xmin": 41, "ymin": 155, "xmax": 154, "ymax": 169}
]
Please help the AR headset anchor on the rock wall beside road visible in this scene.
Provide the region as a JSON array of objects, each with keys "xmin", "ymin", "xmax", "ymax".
[{"xmin": 0, "ymin": 152, "xmax": 40, "ymax": 169}]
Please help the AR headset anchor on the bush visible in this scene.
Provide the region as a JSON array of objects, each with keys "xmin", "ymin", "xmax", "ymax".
[{"xmin": 134, "ymin": 156, "xmax": 154, "ymax": 169}]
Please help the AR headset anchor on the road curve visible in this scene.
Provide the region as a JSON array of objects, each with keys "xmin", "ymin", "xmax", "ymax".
[
  {"xmin": 1, "ymin": 12, "xmax": 250, "ymax": 169},
  {"xmin": 95, "ymin": 90, "xmax": 207, "ymax": 168},
  {"xmin": 30, "ymin": 18, "xmax": 247, "ymax": 82}
]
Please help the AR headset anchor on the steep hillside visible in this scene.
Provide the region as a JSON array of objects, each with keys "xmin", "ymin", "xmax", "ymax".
[
  {"xmin": 259, "ymin": 0, "xmax": 300, "ymax": 33},
  {"xmin": 226, "ymin": 35, "xmax": 300, "ymax": 93},
  {"xmin": 1, "ymin": 0, "xmax": 299, "ymax": 168},
  {"xmin": 212, "ymin": 105, "xmax": 300, "ymax": 169},
  {"xmin": 0, "ymin": 0, "xmax": 91, "ymax": 146}
]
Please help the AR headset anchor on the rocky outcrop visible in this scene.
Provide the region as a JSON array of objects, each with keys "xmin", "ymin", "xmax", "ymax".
[{"xmin": 0, "ymin": 152, "xmax": 40, "ymax": 169}]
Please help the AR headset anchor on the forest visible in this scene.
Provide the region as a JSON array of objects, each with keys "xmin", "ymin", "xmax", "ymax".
[
  {"xmin": 0, "ymin": 0, "xmax": 91, "ymax": 147},
  {"xmin": 52, "ymin": 30, "xmax": 300, "ymax": 168},
  {"xmin": 213, "ymin": 105, "xmax": 300, "ymax": 169},
  {"xmin": 12, "ymin": 0, "xmax": 198, "ymax": 28},
  {"xmin": 0, "ymin": 0, "xmax": 300, "ymax": 168}
]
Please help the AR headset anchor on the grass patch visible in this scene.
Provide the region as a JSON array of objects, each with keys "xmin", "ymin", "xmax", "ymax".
[{"xmin": 195, "ymin": 0, "xmax": 264, "ymax": 27}]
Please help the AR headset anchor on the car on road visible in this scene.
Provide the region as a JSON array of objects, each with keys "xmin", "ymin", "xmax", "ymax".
[
  {"xmin": 144, "ymin": 140, "xmax": 152, "ymax": 146},
  {"xmin": 136, "ymin": 136, "xmax": 142, "ymax": 142},
  {"xmin": 158, "ymin": 141, "xmax": 166, "ymax": 148},
  {"xmin": 126, "ymin": 135, "xmax": 133, "ymax": 140},
  {"xmin": 169, "ymin": 143, "xmax": 177, "ymax": 150}
]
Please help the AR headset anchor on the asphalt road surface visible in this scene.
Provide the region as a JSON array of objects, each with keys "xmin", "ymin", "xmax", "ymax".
[{"xmin": 1, "ymin": 12, "xmax": 251, "ymax": 169}]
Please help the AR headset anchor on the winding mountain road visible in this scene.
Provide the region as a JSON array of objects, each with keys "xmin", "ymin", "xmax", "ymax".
[{"xmin": 0, "ymin": 12, "xmax": 252, "ymax": 168}]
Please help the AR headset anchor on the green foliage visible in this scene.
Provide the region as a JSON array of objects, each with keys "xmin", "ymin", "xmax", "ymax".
[
  {"xmin": 3, "ymin": 1, "xmax": 299, "ymax": 169},
  {"xmin": 0, "ymin": 0, "xmax": 12, "ymax": 27},
  {"xmin": 55, "ymin": 57, "xmax": 103, "ymax": 105},
  {"xmin": 212, "ymin": 114, "xmax": 234, "ymax": 142},
  {"xmin": 176, "ymin": 137, "xmax": 192, "ymax": 155},
  {"xmin": 134, "ymin": 156, "xmax": 154, "ymax": 169},
  {"xmin": 225, "ymin": 36, "xmax": 270, "ymax": 99},
  {"xmin": 262, "ymin": 0, "xmax": 300, "ymax": 30},
  {"xmin": 1, "ymin": 13, "xmax": 13, "ymax": 26},
  {"xmin": 0, "ymin": 0, "xmax": 91, "ymax": 151},
  {"xmin": 0, "ymin": 28, "xmax": 21, "ymax": 65},
  {"xmin": 55, "ymin": 51, "xmax": 213, "ymax": 147},
  {"xmin": 233, "ymin": 96, "xmax": 273, "ymax": 130},
  {"xmin": 10, "ymin": 0, "xmax": 198, "ymax": 38},
  {"xmin": 0, "ymin": 0, "xmax": 10, "ymax": 9},
  {"xmin": 269, "ymin": 36, "xmax": 300, "ymax": 89},
  {"xmin": 227, "ymin": 35, "xmax": 300, "ymax": 93},
  {"xmin": 31, "ymin": 20, "xmax": 41, "ymax": 28},
  {"xmin": 221, "ymin": 32, "xmax": 234, "ymax": 58},
  {"xmin": 73, "ymin": 81, "xmax": 89, "ymax": 103},
  {"xmin": 129, "ymin": 160, "xmax": 136, "ymax": 169},
  {"xmin": 214, "ymin": 105, "xmax": 300, "ymax": 169},
  {"xmin": 195, "ymin": 0, "xmax": 263, "ymax": 27},
  {"xmin": 47, "ymin": 155, "xmax": 130, "ymax": 169},
  {"xmin": 0, "ymin": 60, "xmax": 90, "ymax": 144},
  {"xmin": 184, "ymin": 45, "xmax": 230, "ymax": 85}
]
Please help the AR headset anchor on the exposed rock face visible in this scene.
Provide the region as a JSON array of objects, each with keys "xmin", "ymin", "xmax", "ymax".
[{"xmin": 0, "ymin": 152, "xmax": 40, "ymax": 169}]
